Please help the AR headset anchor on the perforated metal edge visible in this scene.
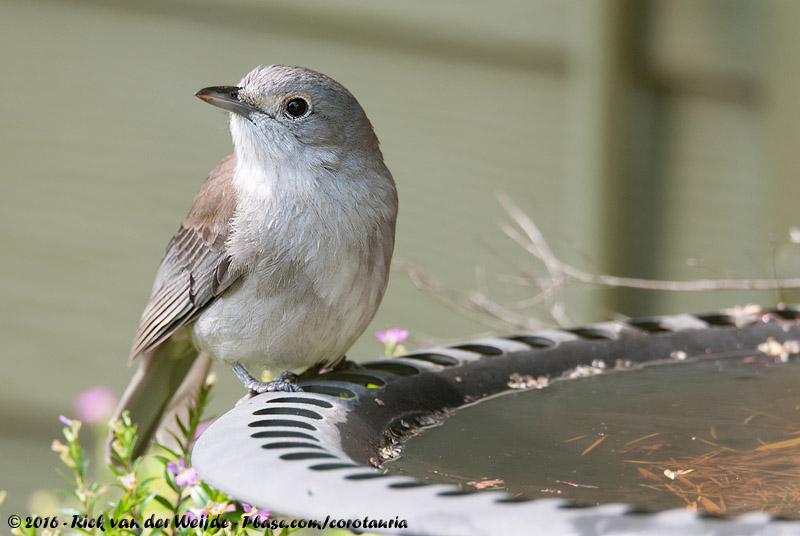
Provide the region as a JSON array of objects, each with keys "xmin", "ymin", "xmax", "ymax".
[{"xmin": 194, "ymin": 307, "xmax": 800, "ymax": 536}]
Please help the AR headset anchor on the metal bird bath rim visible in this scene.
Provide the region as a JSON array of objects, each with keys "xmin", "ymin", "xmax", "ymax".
[{"xmin": 193, "ymin": 307, "xmax": 800, "ymax": 536}]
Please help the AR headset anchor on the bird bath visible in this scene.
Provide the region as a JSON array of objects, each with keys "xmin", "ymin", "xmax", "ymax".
[{"xmin": 194, "ymin": 308, "xmax": 800, "ymax": 535}]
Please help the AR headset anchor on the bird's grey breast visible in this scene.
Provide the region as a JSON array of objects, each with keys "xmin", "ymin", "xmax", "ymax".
[
  {"xmin": 230, "ymin": 166, "xmax": 395, "ymax": 299},
  {"xmin": 192, "ymin": 161, "xmax": 396, "ymax": 370}
]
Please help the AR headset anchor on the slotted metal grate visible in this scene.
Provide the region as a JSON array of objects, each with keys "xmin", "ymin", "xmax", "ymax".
[{"xmin": 194, "ymin": 308, "xmax": 800, "ymax": 536}]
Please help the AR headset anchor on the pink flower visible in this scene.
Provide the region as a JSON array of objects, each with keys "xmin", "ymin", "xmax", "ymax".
[
  {"xmin": 167, "ymin": 458, "xmax": 198, "ymax": 487},
  {"xmin": 180, "ymin": 511, "xmax": 207, "ymax": 523},
  {"xmin": 74, "ymin": 386, "xmax": 118, "ymax": 423},
  {"xmin": 242, "ymin": 503, "xmax": 270, "ymax": 522},
  {"xmin": 375, "ymin": 328, "xmax": 408, "ymax": 345},
  {"xmin": 193, "ymin": 419, "xmax": 214, "ymax": 439}
]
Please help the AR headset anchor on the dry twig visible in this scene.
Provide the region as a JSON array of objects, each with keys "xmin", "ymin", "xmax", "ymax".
[{"xmin": 395, "ymin": 191, "xmax": 800, "ymax": 331}]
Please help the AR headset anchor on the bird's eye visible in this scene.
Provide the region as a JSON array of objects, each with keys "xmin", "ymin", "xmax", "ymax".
[{"xmin": 284, "ymin": 97, "xmax": 310, "ymax": 119}]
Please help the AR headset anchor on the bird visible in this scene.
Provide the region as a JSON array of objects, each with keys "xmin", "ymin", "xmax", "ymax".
[{"xmin": 106, "ymin": 65, "xmax": 398, "ymax": 460}]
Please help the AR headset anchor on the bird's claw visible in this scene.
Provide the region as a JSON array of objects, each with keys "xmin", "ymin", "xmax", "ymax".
[
  {"xmin": 233, "ymin": 365, "xmax": 302, "ymax": 394},
  {"xmin": 247, "ymin": 379, "xmax": 303, "ymax": 394}
]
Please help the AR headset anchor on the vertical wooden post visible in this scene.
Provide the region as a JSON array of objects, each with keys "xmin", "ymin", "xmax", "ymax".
[
  {"xmin": 764, "ymin": 0, "xmax": 800, "ymax": 305},
  {"xmin": 564, "ymin": 0, "xmax": 643, "ymax": 320}
]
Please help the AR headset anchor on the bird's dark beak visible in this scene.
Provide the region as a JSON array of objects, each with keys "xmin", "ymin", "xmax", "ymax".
[{"xmin": 195, "ymin": 86, "xmax": 258, "ymax": 118}]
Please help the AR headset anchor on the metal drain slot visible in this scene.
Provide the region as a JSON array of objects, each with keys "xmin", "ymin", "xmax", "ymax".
[
  {"xmin": 439, "ymin": 489, "xmax": 480, "ymax": 497},
  {"xmin": 564, "ymin": 327, "xmax": 616, "ymax": 340},
  {"xmin": 247, "ymin": 419, "xmax": 316, "ymax": 430},
  {"xmin": 261, "ymin": 442, "xmax": 326, "ymax": 450},
  {"xmin": 250, "ymin": 431, "xmax": 319, "ymax": 441},
  {"xmin": 267, "ymin": 397, "xmax": 334, "ymax": 408},
  {"xmin": 450, "ymin": 344, "xmax": 503, "ymax": 356},
  {"xmin": 301, "ymin": 385, "xmax": 357, "ymax": 398},
  {"xmin": 696, "ymin": 313, "xmax": 737, "ymax": 327},
  {"xmin": 309, "ymin": 463, "xmax": 360, "ymax": 471},
  {"xmin": 401, "ymin": 353, "xmax": 459, "ymax": 366},
  {"xmin": 321, "ymin": 372, "xmax": 386, "ymax": 388},
  {"xmin": 344, "ymin": 473, "xmax": 391, "ymax": 480},
  {"xmin": 252, "ymin": 407, "xmax": 323, "ymax": 420},
  {"xmin": 362, "ymin": 362, "xmax": 421, "ymax": 376},
  {"xmin": 775, "ymin": 309, "xmax": 800, "ymax": 320},
  {"xmin": 388, "ymin": 481, "xmax": 431, "ymax": 489},
  {"xmin": 628, "ymin": 319, "xmax": 673, "ymax": 333},
  {"xmin": 279, "ymin": 452, "xmax": 338, "ymax": 461},
  {"xmin": 504, "ymin": 335, "xmax": 555, "ymax": 348}
]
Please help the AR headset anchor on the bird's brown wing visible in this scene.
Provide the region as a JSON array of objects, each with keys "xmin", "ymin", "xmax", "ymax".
[{"xmin": 129, "ymin": 152, "xmax": 240, "ymax": 361}]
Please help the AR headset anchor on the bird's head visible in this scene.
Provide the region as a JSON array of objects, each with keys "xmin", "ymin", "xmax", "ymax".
[{"xmin": 195, "ymin": 65, "xmax": 383, "ymax": 174}]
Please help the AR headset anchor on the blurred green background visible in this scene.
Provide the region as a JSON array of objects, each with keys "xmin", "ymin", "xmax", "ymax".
[{"xmin": 2, "ymin": 0, "xmax": 800, "ymax": 518}]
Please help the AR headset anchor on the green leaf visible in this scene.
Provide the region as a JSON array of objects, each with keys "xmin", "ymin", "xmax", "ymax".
[
  {"xmin": 163, "ymin": 469, "xmax": 180, "ymax": 494},
  {"xmin": 165, "ymin": 430, "xmax": 184, "ymax": 448},
  {"xmin": 153, "ymin": 455, "xmax": 172, "ymax": 466},
  {"xmin": 55, "ymin": 469, "xmax": 78, "ymax": 487},
  {"xmin": 107, "ymin": 465, "xmax": 124, "ymax": 477},
  {"xmin": 156, "ymin": 444, "xmax": 180, "ymax": 458},
  {"xmin": 175, "ymin": 415, "xmax": 189, "ymax": 437},
  {"xmin": 189, "ymin": 484, "xmax": 210, "ymax": 507},
  {"xmin": 151, "ymin": 494, "xmax": 174, "ymax": 510}
]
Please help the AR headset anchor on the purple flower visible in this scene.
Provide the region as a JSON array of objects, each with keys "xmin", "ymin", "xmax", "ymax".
[
  {"xmin": 167, "ymin": 457, "xmax": 198, "ymax": 487},
  {"xmin": 180, "ymin": 511, "xmax": 204, "ymax": 523},
  {"xmin": 74, "ymin": 386, "xmax": 118, "ymax": 423},
  {"xmin": 242, "ymin": 503, "xmax": 270, "ymax": 522},
  {"xmin": 58, "ymin": 415, "xmax": 73, "ymax": 426},
  {"xmin": 375, "ymin": 328, "xmax": 408, "ymax": 345}
]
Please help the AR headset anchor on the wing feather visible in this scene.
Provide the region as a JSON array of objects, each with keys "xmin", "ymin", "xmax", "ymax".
[{"xmin": 129, "ymin": 153, "xmax": 239, "ymax": 361}]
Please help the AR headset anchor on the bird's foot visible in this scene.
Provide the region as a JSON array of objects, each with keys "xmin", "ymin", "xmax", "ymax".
[
  {"xmin": 248, "ymin": 372, "xmax": 303, "ymax": 394},
  {"xmin": 233, "ymin": 365, "xmax": 303, "ymax": 394}
]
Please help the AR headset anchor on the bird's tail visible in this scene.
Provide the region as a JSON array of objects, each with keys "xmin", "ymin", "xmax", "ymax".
[{"xmin": 105, "ymin": 333, "xmax": 212, "ymax": 464}]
